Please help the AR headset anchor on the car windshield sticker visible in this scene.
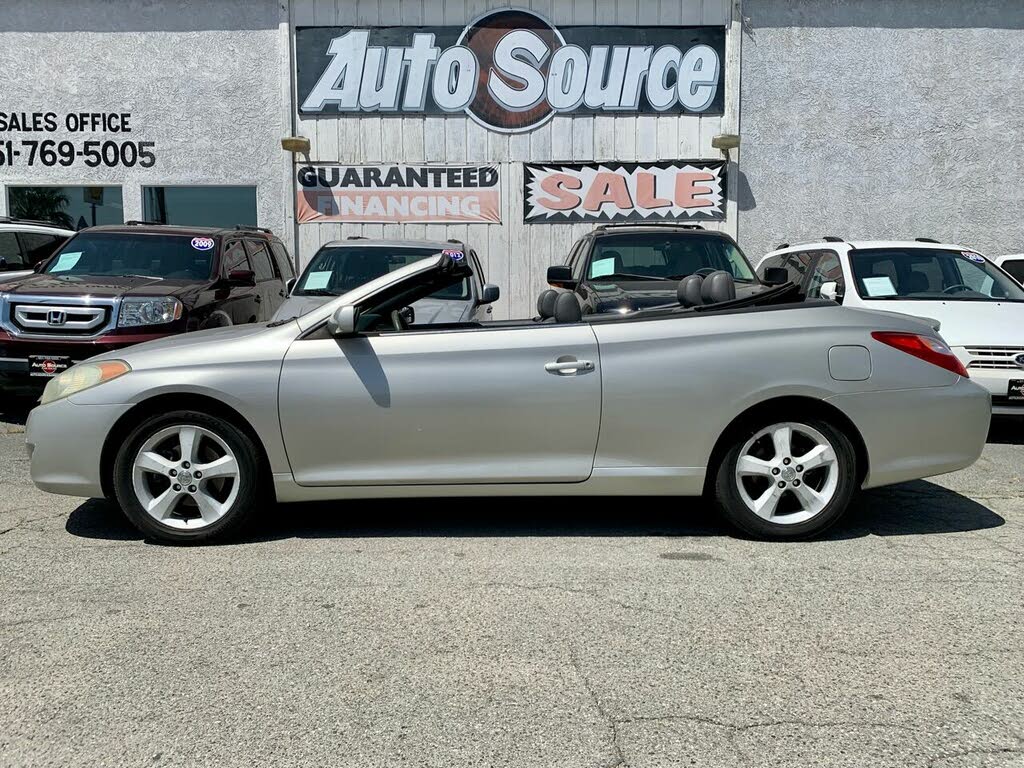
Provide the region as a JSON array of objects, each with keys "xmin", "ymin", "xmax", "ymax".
[
  {"xmin": 191, "ymin": 237, "xmax": 215, "ymax": 251},
  {"xmin": 442, "ymin": 249, "xmax": 464, "ymax": 261},
  {"xmin": 862, "ymin": 276, "xmax": 897, "ymax": 297},
  {"xmin": 303, "ymin": 271, "xmax": 333, "ymax": 290},
  {"xmin": 590, "ymin": 257, "xmax": 616, "ymax": 278},
  {"xmin": 49, "ymin": 252, "xmax": 82, "ymax": 273},
  {"xmin": 960, "ymin": 251, "xmax": 985, "ymax": 263}
]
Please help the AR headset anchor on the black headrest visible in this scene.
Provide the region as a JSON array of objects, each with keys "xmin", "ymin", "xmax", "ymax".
[
  {"xmin": 537, "ymin": 289, "xmax": 558, "ymax": 318},
  {"xmin": 554, "ymin": 291, "xmax": 582, "ymax": 323},
  {"xmin": 701, "ymin": 271, "xmax": 737, "ymax": 304},
  {"xmin": 677, "ymin": 275, "xmax": 704, "ymax": 307}
]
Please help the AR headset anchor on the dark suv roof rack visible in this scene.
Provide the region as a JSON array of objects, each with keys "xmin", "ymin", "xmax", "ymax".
[
  {"xmin": 125, "ymin": 219, "xmax": 166, "ymax": 226},
  {"xmin": 0, "ymin": 215, "xmax": 66, "ymax": 228},
  {"xmin": 915, "ymin": 237, "xmax": 940, "ymax": 243},
  {"xmin": 595, "ymin": 222, "xmax": 705, "ymax": 231},
  {"xmin": 234, "ymin": 224, "xmax": 273, "ymax": 234},
  {"xmin": 775, "ymin": 242, "xmax": 790, "ymax": 250},
  {"xmin": 445, "ymin": 238, "xmax": 465, "ymax": 247},
  {"xmin": 822, "ymin": 236, "xmax": 844, "ymax": 242},
  {"xmin": 346, "ymin": 235, "xmax": 367, "ymax": 240}
]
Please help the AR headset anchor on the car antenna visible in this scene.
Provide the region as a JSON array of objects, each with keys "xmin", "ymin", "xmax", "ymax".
[{"xmin": 915, "ymin": 237, "xmax": 940, "ymax": 243}]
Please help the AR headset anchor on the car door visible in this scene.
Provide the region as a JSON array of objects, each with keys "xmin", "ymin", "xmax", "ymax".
[
  {"xmin": 278, "ymin": 323, "xmax": 602, "ymax": 486},
  {"xmin": 244, "ymin": 238, "xmax": 286, "ymax": 319},
  {"xmin": 219, "ymin": 238, "xmax": 260, "ymax": 325}
]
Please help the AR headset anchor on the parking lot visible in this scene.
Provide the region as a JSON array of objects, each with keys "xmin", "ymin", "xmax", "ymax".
[{"xmin": 1, "ymin": 398, "xmax": 1021, "ymax": 768}]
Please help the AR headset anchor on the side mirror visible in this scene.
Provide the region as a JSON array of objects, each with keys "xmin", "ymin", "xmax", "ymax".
[
  {"xmin": 819, "ymin": 281, "xmax": 841, "ymax": 302},
  {"xmin": 285, "ymin": 277, "xmax": 297, "ymax": 295},
  {"xmin": 479, "ymin": 283, "xmax": 500, "ymax": 304},
  {"xmin": 762, "ymin": 267, "xmax": 789, "ymax": 286},
  {"xmin": 34, "ymin": 260, "xmax": 47, "ymax": 273},
  {"xmin": 547, "ymin": 265, "xmax": 576, "ymax": 289},
  {"xmin": 327, "ymin": 305, "xmax": 357, "ymax": 337},
  {"xmin": 226, "ymin": 269, "xmax": 256, "ymax": 287}
]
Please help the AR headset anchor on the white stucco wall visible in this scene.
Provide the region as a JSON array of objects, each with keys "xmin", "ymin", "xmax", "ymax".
[{"xmin": 0, "ymin": 0, "xmax": 290, "ymax": 236}]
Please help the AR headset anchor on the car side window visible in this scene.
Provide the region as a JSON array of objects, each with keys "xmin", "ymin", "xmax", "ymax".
[
  {"xmin": 805, "ymin": 250, "xmax": 845, "ymax": 298},
  {"xmin": 246, "ymin": 240, "xmax": 277, "ymax": 282},
  {"xmin": 271, "ymin": 242, "xmax": 295, "ymax": 280},
  {"xmin": 1003, "ymin": 259, "xmax": 1024, "ymax": 283},
  {"xmin": 0, "ymin": 232, "xmax": 24, "ymax": 269},
  {"xmin": 222, "ymin": 240, "xmax": 250, "ymax": 275},
  {"xmin": 18, "ymin": 233, "xmax": 65, "ymax": 266},
  {"xmin": 572, "ymin": 240, "xmax": 591, "ymax": 281}
]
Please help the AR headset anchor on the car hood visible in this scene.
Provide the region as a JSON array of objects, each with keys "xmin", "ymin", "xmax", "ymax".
[
  {"xmin": 590, "ymin": 280, "xmax": 765, "ymax": 312},
  {"xmin": 0, "ymin": 270, "xmax": 34, "ymax": 288},
  {"xmin": 91, "ymin": 321, "xmax": 282, "ymax": 366},
  {"xmin": 0, "ymin": 273, "xmax": 209, "ymax": 298},
  {"xmin": 273, "ymin": 294, "xmax": 472, "ymax": 324},
  {"xmin": 859, "ymin": 299, "xmax": 1024, "ymax": 346}
]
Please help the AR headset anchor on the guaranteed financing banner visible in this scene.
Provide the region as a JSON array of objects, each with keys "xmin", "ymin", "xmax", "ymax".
[
  {"xmin": 523, "ymin": 160, "xmax": 726, "ymax": 223},
  {"xmin": 296, "ymin": 164, "xmax": 501, "ymax": 224}
]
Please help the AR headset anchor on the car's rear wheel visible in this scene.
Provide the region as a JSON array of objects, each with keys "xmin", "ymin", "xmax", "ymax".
[
  {"xmin": 713, "ymin": 418, "xmax": 857, "ymax": 540},
  {"xmin": 113, "ymin": 410, "xmax": 261, "ymax": 544}
]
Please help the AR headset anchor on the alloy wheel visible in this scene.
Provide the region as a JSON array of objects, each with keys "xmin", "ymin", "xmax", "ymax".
[
  {"xmin": 734, "ymin": 422, "xmax": 840, "ymax": 525},
  {"xmin": 131, "ymin": 425, "xmax": 241, "ymax": 530}
]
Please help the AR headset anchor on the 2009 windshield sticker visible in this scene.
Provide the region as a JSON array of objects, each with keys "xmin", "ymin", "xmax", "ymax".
[
  {"xmin": 961, "ymin": 251, "xmax": 985, "ymax": 263},
  {"xmin": 191, "ymin": 237, "xmax": 215, "ymax": 251},
  {"xmin": 442, "ymin": 249, "xmax": 464, "ymax": 260}
]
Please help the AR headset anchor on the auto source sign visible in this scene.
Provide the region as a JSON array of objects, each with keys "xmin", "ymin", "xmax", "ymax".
[
  {"xmin": 524, "ymin": 160, "xmax": 726, "ymax": 223},
  {"xmin": 296, "ymin": 164, "xmax": 501, "ymax": 224},
  {"xmin": 296, "ymin": 9, "xmax": 724, "ymax": 134}
]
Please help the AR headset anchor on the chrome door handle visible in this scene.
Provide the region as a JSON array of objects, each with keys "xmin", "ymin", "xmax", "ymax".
[{"xmin": 545, "ymin": 359, "xmax": 594, "ymax": 375}]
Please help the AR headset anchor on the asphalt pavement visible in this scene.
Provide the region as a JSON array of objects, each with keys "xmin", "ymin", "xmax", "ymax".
[{"xmin": 1, "ymin": 396, "xmax": 1022, "ymax": 768}]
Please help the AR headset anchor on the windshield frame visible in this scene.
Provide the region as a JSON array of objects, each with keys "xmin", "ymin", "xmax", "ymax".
[
  {"xmin": 582, "ymin": 232, "xmax": 757, "ymax": 285},
  {"xmin": 41, "ymin": 231, "xmax": 218, "ymax": 281},
  {"xmin": 292, "ymin": 244, "xmax": 471, "ymax": 301},
  {"xmin": 849, "ymin": 246, "xmax": 1024, "ymax": 303}
]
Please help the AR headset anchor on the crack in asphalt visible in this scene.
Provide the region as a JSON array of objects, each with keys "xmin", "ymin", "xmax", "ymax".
[
  {"xmin": 568, "ymin": 648, "xmax": 627, "ymax": 768},
  {"xmin": 927, "ymin": 745, "xmax": 1024, "ymax": 767},
  {"xmin": 0, "ymin": 509, "xmax": 66, "ymax": 537},
  {"xmin": 478, "ymin": 581, "xmax": 663, "ymax": 616}
]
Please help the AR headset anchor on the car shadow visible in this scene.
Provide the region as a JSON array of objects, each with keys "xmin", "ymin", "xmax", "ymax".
[{"xmin": 65, "ymin": 479, "xmax": 1004, "ymax": 545}]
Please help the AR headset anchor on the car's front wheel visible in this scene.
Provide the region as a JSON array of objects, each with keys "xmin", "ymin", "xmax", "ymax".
[
  {"xmin": 113, "ymin": 410, "xmax": 261, "ymax": 544},
  {"xmin": 713, "ymin": 418, "xmax": 857, "ymax": 540}
]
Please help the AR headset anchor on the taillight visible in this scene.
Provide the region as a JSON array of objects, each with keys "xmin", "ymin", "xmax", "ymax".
[{"xmin": 871, "ymin": 331, "xmax": 969, "ymax": 377}]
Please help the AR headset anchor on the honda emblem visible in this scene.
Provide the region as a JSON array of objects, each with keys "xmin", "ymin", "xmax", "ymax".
[{"xmin": 46, "ymin": 310, "xmax": 67, "ymax": 326}]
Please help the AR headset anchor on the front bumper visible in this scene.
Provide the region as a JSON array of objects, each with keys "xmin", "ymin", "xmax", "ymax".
[
  {"xmin": 961, "ymin": 368, "xmax": 1024, "ymax": 416},
  {"xmin": 26, "ymin": 397, "xmax": 132, "ymax": 497},
  {"xmin": 0, "ymin": 329, "xmax": 171, "ymax": 381},
  {"xmin": 827, "ymin": 377, "xmax": 991, "ymax": 489}
]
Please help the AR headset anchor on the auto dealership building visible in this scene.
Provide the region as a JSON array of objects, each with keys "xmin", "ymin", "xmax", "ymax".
[{"xmin": 2, "ymin": 0, "xmax": 1022, "ymax": 318}]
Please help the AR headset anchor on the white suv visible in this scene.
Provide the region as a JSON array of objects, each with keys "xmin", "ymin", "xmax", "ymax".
[
  {"xmin": 0, "ymin": 218, "xmax": 75, "ymax": 282},
  {"xmin": 756, "ymin": 239, "xmax": 1024, "ymax": 416}
]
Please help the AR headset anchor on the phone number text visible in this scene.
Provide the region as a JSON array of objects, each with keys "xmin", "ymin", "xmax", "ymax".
[{"xmin": 0, "ymin": 140, "xmax": 156, "ymax": 168}]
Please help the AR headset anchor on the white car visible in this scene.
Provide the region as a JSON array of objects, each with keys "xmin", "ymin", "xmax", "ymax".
[
  {"xmin": 0, "ymin": 218, "xmax": 75, "ymax": 283},
  {"xmin": 995, "ymin": 254, "xmax": 1024, "ymax": 286},
  {"xmin": 756, "ymin": 239, "xmax": 1024, "ymax": 416}
]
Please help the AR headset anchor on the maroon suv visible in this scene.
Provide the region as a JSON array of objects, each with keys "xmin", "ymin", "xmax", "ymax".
[{"xmin": 0, "ymin": 223, "xmax": 295, "ymax": 385}]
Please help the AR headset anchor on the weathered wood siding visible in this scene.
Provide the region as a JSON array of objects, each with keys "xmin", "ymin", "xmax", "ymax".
[{"xmin": 291, "ymin": 0, "xmax": 739, "ymax": 319}]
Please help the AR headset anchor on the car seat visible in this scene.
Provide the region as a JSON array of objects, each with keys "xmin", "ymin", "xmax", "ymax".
[
  {"xmin": 677, "ymin": 275, "xmax": 704, "ymax": 307},
  {"xmin": 700, "ymin": 271, "xmax": 737, "ymax": 304},
  {"xmin": 536, "ymin": 289, "xmax": 558, "ymax": 320},
  {"xmin": 554, "ymin": 291, "xmax": 582, "ymax": 323},
  {"xmin": 903, "ymin": 271, "xmax": 929, "ymax": 295}
]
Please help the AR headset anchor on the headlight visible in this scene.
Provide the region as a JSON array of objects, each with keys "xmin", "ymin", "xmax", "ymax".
[
  {"xmin": 118, "ymin": 297, "xmax": 183, "ymax": 327},
  {"xmin": 40, "ymin": 360, "xmax": 131, "ymax": 405}
]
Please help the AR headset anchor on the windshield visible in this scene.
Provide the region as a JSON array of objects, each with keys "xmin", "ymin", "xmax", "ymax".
[
  {"xmin": 586, "ymin": 233, "xmax": 755, "ymax": 283},
  {"xmin": 850, "ymin": 248, "xmax": 1024, "ymax": 302},
  {"xmin": 294, "ymin": 245, "xmax": 470, "ymax": 299},
  {"xmin": 43, "ymin": 232, "xmax": 216, "ymax": 280}
]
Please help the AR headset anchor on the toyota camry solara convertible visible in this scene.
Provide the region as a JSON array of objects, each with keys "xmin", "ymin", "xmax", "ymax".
[{"xmin": 25, "ymin": 250, "xmax": 991, "ymax": 544}]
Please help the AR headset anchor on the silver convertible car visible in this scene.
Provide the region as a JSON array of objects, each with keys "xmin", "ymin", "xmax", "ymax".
[{"xmin": 26, "ymin": 250, "xmax": 990, "ymax": 544}]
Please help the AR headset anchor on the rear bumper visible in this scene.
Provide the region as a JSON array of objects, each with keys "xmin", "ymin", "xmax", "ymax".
[
  {"xmin": 26, "ymin": 397, "xmax": 131, "ymax": 497},
  {"xmin": 826, "ymin": 378, "xmax": 991, "ymax": 489}
]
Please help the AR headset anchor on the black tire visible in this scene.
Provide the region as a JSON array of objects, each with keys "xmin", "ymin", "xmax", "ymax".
[
  {"xmin": 112, "ymin": 410, "xmax": 262, "ymax": 544},
  {"xmin": 712, "ymin": 417, "xmax": 858, "ymax": 540}
]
